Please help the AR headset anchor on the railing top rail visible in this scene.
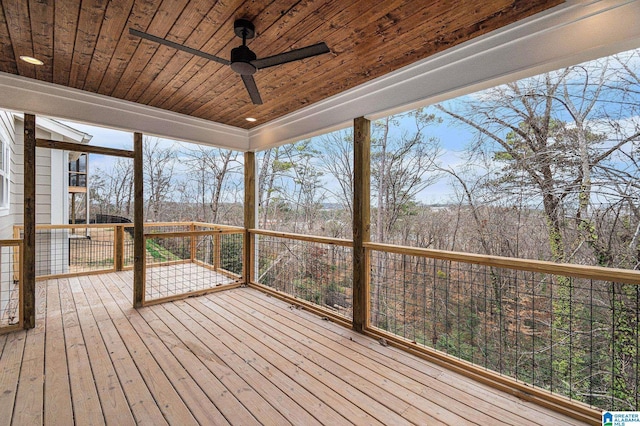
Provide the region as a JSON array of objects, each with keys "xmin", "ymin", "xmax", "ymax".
[
  {"xmin": 15, "ymin": 223, "xmax": 121, "ymax": 230},
  {"xmin": 15, "ymin": 222, "xmax": 244, "ymax": 231},
  {"xmin": 144, "ymin": 229, "xmax": 242, "ymax": 239},
  {"xmin": 249, "ymin": 229, "xmax": 353, "ymax": 247},
  {"xmin": 191, "ymin": 222, "xmax": 245, "ymax": 231},
  {"xmin": 365, "ymin": 241, "xmax": 640, "ymax": 285},
  {"xmin": 14, "ymin": 221, "xmax": 232, "ymax": 231},
  {"xmin": 0, "ymin": 238, "xmax": 23, "ymax": 246},
  {"xmin": 125, "ymin": 221, "xmax": 193, "ymax": 228}
]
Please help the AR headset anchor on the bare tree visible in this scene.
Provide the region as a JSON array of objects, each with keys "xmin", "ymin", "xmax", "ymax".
[
  {"xmin": 143, "ymin": 137, "xmax": 175, "ymax": 222},
  {"xmin": 371, "ymin": 109, "xmax": 442, "ymax": 244},
  {"xmin": 435, "ymin": 50, "xmax": 640, "ymax": 406},
  {"xmin": 91, "ymin": 157, "xmax": 133, "ymax": 218},
  {"xmin": 435, "ymin": 57, "xmax": 640, "ymax": 266},
  {"xmin": 319, "ymin": 129, "xmax": 354, "ymax": 218},
  {"xmin": 368, "ymin": 109, "xmax": 442, "ymax": 327},
  {"xmin": 183, "ymin": 145, "xmax": 240, "ymax": 223}
]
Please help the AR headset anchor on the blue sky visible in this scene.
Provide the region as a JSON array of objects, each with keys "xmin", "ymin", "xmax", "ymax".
[{"xmin": 61, "ymin": 114, "xmax": 472, "ymax": 205}]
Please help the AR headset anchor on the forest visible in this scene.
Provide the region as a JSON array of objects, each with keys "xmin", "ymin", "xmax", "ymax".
[{"xmin": 88, "ymin": 48, "xmax": 640, "ymax": 410}]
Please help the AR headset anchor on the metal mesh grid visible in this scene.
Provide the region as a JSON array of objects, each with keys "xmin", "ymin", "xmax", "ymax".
[
  {"xmin": 122, "ymin": 225, "xmax": 135, "ymax": 268},
  {"xmin": 255, "ymin": 235, "xmax": 353, "ymax": 319},
  {"xmin": 369, "ymin": 249, "xmax": 640, "ymax": 411},
  {"xmin": 0, "ymin": 243, "xmax": 20, "ymax": 329},
  {"xmin": 145, "ymin": 232, "xmax": 243, "ymax": 302},
  {"xmin": 193, "ymin": 232, "xmax": 244, "ymax": 276},
  {"xmin": 16, "ymin": 227, "xmax": 117, "ymax": 277},
  {"xmin": 143, "ymin": 224, "xmax": 192, "ymax": 234}
]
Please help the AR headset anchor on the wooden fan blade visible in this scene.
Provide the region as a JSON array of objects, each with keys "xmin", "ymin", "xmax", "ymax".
[
  {"xmin": 252, "ymin": 42, "xmax": 330, "ymax": 70},
  {"xmin": 241, "ymin": 74, "xmax": 263, "ymax": 105}
]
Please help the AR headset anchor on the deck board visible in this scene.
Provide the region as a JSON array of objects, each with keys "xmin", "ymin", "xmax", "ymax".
[
  {"xmin": 172, "ymin": 299, "xmax": 329, "ymax": 425},
  {"xmin": 0, "ymin": 270, "xmax": 590, "ymax": 425},
  {"xmin": 91, "ymin": 273, "xmax": 198, "ymax": 425},
  {"xmin": 70, "ymin": 275, "xmax": 136, "ymax": 425},
  {"xmin": 214, "ymin": 290, "xmax": 464, "ymax": 425},
  {"xmin": 12, "ymin": 317, "xmax": 45, "ymax": 425},
  {"xmin": 0, "ymin": 330, "xmax": 25, "ymax": 426},
  {"xmin": 198, "ymin": 292, "xmax": 425, "ymax": 424},
  {"xmin": 95, "ymin": 273, "xmax": 228, "ymax": 426},
  {"xmin": 61, "ymin": 279, "xmax": 106, "ymax": 425},
  {"xmin": 12, "ymin": 281, "xmax": 47, "ymax": 425},
  {"xmin": 182, "ymin": 297, "xmax": 367, "ymax": 425},
  {"xmin": 44, "ymin": 278, "xmax": 74, "ymax": 425},
  {"xmin": 232, "ymin": 289, "xmax": 586, "ymax": 426}
]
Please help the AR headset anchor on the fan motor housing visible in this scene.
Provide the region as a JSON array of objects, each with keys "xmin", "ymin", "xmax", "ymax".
[{"xmin": 230, "ymin": 45, "xmax": 257, "ymax": 75}]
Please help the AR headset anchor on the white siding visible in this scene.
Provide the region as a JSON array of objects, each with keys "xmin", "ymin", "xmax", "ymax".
[
  {"xmin": 0, "ymin": 111, "xmax": 15, "ymax": 239},
  {"xmin": 10, "ymin": 120, "xmax": 55, "ymax": 228},
  {"xmin": 11, "ymin": 119, "xmax": 71, "ymax": 275}
]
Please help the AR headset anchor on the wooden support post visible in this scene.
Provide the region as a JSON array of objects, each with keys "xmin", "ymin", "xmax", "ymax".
[
  {"xmin": 244, "ymin": 152, "xmax": 256, "ymax": 285},
  {"xmin": 352, "ymin": 116, "xmax": 371, "ymax": 333},
  {"xmin": 133, "ymin": 132, "xmax": 144, "ymax": 307},
  {"xmin": 23, "ymin": 114, "xmax": 36, "ymax": 329},
  {"xmin": 114, "ymin": 225, "xmax": 125, "ymax": 271}
]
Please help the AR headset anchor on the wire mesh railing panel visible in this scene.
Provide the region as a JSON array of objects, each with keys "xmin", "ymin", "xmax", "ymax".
[
  {"xmin": 255, "ymin": 234, "xmax": 353, "ymax": 320},
  {"xmin": 144, "ymin": 231, "xmax": 243, "ymax": 303},
  {"xmin": 193, "ymin": 232, "xmax": 244, "ymax": 277},
  {"xmin": 142, "ymin": 223, "xmax": 192, "ymax": 234},
  {"xmin": 0, "ymin": 241, "xmax": 21, "ymax": 331},
  {"xmin": 368, "ymin": 249, "xmax": 640, "ymax": 411},
  {"xmin": 122, "ymin": 225, "xmax": 135, "ymax": 268},
  {"xmin": 15, "ymin": 226, "xmax": 117, "ymax": 277}
]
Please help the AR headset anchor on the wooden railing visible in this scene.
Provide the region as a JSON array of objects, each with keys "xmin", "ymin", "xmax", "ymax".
[
  {"xmin": 248, "ymin": 229, "xmax": 353, "ymax": 326},
  {"xmin": 247, "ymin": 229, "xmax": 640, "ymax": 422},
  {"xmin": 0, "ymin": 239, "xmax": 23, "ymax": 334},
  {"xmin": 12, "ymin": 222, "xmax": 243, "ymax": 280},
  {"xmin": 15, "ymin": 223, "xmax": 130, "ymax": 278},
  {"xmin": 10, "ymin": 221, "xmax": 636, "ymax": 420},
  {"xmin": 142, "ymin": 224, "xmax": 244, "ymax": 305}
]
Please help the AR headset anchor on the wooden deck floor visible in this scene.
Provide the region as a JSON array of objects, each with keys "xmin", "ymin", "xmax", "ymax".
[{"xmin": 0, "ymin": 271, "xmax": 588, "ymax": 425}]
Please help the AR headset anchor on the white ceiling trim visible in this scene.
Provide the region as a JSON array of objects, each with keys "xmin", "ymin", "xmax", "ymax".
[
  {"xmin": 248, "ymin": 0, "xmax": 640, "ymax": 151},
  {"xmin": 0, "ymin": 72, "xmax": 249, "ymax": 150}
]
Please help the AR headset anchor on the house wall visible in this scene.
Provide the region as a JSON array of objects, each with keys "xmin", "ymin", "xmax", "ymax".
[
  {"xmin": 0, "ymin": 110, "xmax": 14, "ymax": 230},
  {"xmin": 10, "ymin": 119, "xmax": 55, "ymax": 229},
  {"xmin": 0, "ymin": 112, "xmax": 91, "ymax": 291},
  {"xmin": 0, "ymin": 111, "xmax": 16, "ymax": 315},
  {"xmin": 4, "ymin": 117, "xmax": 72, "ymax": 275}
]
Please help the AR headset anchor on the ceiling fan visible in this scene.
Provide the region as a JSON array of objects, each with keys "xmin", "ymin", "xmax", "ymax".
[{"xmin": 129, "ymin": 19, "xmax": 331, "ymax": 105}]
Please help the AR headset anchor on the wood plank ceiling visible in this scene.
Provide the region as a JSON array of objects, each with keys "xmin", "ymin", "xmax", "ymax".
[{"xmin": 0, "ymin": 0, "xmax": 563, "ymax": 129}]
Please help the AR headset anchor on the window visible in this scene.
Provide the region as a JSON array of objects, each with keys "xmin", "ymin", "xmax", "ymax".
[
  {"xmin": 0, "ymin": 137, "xmax": 9, "ymax": 210},
  {"xmin": 68, "ymin": 153, "xmax": 87, "ymax": 188}
]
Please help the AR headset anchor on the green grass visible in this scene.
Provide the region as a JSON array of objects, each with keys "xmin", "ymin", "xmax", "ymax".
[{"xmin": 146, "ymin": 239, "xmax": 180, "ymax": 262}]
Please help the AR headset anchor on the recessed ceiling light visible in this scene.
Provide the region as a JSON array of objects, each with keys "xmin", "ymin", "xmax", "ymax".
[
  {"xmin": 246, "ymin": 117, "xmax": 257, "ymax": 122},
  {"xmin": 20, "ymin": 55, "xmax": 44, "ymax": 65}
]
